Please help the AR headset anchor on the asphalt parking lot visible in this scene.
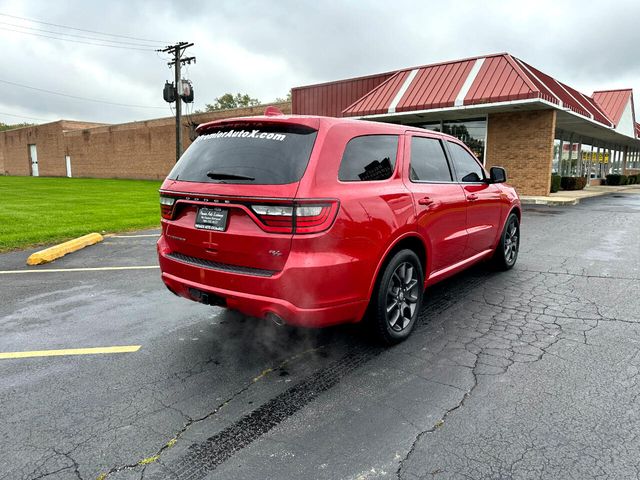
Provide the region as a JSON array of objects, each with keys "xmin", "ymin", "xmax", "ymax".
[{"xmin": 1, "ymin": 192, "xmax": 639, "ymax": 480}]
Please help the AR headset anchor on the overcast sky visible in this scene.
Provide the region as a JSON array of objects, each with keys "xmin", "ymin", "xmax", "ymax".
[{"xmin": 1, "ymin": 0, "xmax": 639, "ymax": 125}]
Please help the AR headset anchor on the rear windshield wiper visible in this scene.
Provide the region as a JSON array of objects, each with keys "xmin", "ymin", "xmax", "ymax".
[{"xmin": 206, "ymin": 171, "xmax": 255, "ymax": 181}]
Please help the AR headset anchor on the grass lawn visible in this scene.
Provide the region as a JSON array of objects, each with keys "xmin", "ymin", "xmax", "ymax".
[{"xmin": 0, "ymin": 176, "xmax": 162, "ymax": 252}]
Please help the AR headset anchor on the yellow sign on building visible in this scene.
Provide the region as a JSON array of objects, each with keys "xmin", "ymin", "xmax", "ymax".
[{"xmin": 581, "ymin": 151, "xmax": 609, "ymax": 164}]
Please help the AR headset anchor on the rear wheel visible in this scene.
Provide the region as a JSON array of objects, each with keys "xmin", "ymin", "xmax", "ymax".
[
  {"xmin": 370, "ymin": 249, "xmax": 424, "ymax": 345},
  {"xmin": 491, "ymin": 213, "xmax": 520, "ymax": 270}
]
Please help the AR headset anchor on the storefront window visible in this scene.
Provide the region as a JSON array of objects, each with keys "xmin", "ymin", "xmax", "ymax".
[
  {"xmin": 413, "ymin": 118, "xmax": 486, "ymax": 163},
  {"xmin": 420, "ymin": 122, "xmax": 441, "ymax": 132},
  {"xmin": 552, "ymin": 139, "xmax": 561, "ymax": 174},
  {"xmin": 442, "ymin": 119, "xmax": 486, "ymax": 161}
]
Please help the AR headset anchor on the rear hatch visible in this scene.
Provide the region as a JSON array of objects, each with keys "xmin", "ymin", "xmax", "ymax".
[{"xmin": 159, "ymin": 117, "xmax": 336, "ymax": 273}]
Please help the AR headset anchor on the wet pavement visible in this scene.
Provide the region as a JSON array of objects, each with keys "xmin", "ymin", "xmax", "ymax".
[{"xmin": 1, "ymin": 192, "xmax": 639, "ymax": 480}]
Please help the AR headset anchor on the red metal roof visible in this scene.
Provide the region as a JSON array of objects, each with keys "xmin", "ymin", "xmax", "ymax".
[
  {"xmin": 464, "ymin": 55, "xmax": 538, "ymax": 105},
  {"xmin": 343, "ymin": 54, "xmax": 533, "ymax": 116},
  {"xmin": 343, "ymin": 70, "xmax": 413, "ymax": 116},
  {"xmin": 291, "ymin": 72, "xmax": 394, "ymax": 117},
  {"xmin": 396, "ymin": 59, "xmax": 474, "ymax": 111},
  {"xmin": 342, "ymin": 53, "xmax": 568, "ymax": 119},
  {"xmin": 592, "ymin": 89, "xmax": 633, "ymax": 127},
  {"xmin": 293, "ymin": 53, "xmax": 636, "ymax": 134},
  {"xmin": 514, "ymin": 59, "xmax": 613, "ymax": 126}
]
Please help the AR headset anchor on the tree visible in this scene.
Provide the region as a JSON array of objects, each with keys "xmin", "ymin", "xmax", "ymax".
[
  {"xmin": 197, "ymin": 93, "xmax": 261, "ymax": 113},
  {"xmin": 275, "ymin": 90, "xmax": 292, "ymax": 103},
  {"xmin": 0, "ymin": 122, "xmax": 34, "ymax": 132}
]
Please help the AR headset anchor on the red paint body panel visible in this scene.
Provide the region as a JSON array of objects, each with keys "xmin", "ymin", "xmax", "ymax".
[
  {"xmin": 401, "ymin": 133, "xmax": 468, "ymax": 271},
  {"xmin": 158, "ymin": 115, "xmax": 520, "ymax": 328}
]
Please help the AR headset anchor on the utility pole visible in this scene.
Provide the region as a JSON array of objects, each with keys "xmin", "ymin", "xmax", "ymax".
[{"xmin": 158, "ymin": 42, "xmax": 195, "ymax": 162}]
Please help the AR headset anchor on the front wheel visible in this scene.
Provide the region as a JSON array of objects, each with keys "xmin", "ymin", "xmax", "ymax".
[
  {"xmin": 370, "ymin": 249, "xmax": 424, "ymax": 345},
  {"xmin": 491, "ymin": 213, "xmax": 520, "ymax": 270}
]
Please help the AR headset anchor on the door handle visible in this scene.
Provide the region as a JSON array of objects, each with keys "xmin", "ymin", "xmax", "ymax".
[
  {"xmin": 466, "ymin": 193, "xmax": 479, "ymax": 201},
  {"xmin": 418, "ymin": 196, "xmax": 434, "ymax": 205}
]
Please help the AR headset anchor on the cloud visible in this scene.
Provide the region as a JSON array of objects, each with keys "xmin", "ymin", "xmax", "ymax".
[{"xmin": 0, "ymin": 0, "xmax": 638, "ymax": 124}]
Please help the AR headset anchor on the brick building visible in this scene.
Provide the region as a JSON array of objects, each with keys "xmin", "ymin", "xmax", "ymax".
[
  {"xmin": 292, "ymin": 53, "xmax": 640, "ymax": 195},
  {"xmin": 0, "ymin": 102, "xmax": 291, "ymax": 180}
]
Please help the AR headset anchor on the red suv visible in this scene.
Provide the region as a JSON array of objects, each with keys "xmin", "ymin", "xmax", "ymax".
[{"xmin": 157, "ymin": 112, "xmax": 520, "ymax": 344}]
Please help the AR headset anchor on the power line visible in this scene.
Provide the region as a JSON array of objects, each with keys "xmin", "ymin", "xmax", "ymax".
[
  {"xmin": 0, "ymin": 21, "xmax": 162, "ymax": 48},
  {"xmin": 0, "ymin": 111, "xmax": 48, "ymax": 122},
  {"xmin": 0, "ymin": 26, "xmax": 157, "ymax": 51},
  {"xmin": 0, "ymin": 78, "xmax": 167, "ymax": 109},
  {"xmin": 0, "ymin": 12, "xmax": 169, "ymax": 43}
]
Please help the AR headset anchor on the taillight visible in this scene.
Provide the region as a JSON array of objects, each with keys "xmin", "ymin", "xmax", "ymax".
[
  {"xmin": 160, "ymin": 195, "xmax": 176, "ymax": 219},
  {"xmin": 294, "ymin": 203, "xmax": 337, "ymax": 234},
  {"xmin": 250, "ymin": 200, "xmax": 338, "ymax": 234},
  {"xmin": 250, "ymin": 205, "xmax": 294, "ymax": 233}
]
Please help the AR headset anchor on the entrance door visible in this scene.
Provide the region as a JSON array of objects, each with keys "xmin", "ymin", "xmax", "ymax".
[
  {"xmin": 65, "ymin": 155, "xmax": 72, "ymax": 177},
  {"xmin": 28, "ymin": 144, "xmax": 39, "ymax": 177}
]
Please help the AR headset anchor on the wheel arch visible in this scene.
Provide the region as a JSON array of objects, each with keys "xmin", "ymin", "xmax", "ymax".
[{"xmin": 510, "ymin": 205, "xmax": 521, "ymax": 221}]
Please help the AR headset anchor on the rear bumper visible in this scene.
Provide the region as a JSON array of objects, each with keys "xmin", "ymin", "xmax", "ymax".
[{"xmin": 157, "ymin": 237, "xmax": 369, "ymax": 328}]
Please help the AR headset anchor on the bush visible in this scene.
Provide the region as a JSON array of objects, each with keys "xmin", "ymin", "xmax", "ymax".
[
  {"xmin": 550, "ymin": 174, "xmax": 561, "ymax": 193},
  {"xmin": 560, "ymin": 176, "xmax": 587, "ymax": 191},
  {"xmin": 628, "ymin": 175, "xmax": 637, "ymax": 185},
  {"xmin": 605, "ymin": 174, "xmax": 628, "ymax": 185}
]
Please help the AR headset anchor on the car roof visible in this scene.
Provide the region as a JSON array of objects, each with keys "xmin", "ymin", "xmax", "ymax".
[{"xmin": 196, "ymin": 114, "xmax": 459, "ymax": 142}]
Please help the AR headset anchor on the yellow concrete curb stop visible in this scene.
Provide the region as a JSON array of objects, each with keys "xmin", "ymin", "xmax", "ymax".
[{"xmin": 26, "ymin": 233, "xmax": 104, "ymax": 265}]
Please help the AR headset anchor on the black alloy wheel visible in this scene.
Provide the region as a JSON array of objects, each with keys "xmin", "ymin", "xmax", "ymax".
[
  {"xmin": 371, "ymin": 249, "xmax": 424, "ymax": 345},
  {"xmin": 492, "ymin": 213, "xmax": 520, "ymax": 270}
]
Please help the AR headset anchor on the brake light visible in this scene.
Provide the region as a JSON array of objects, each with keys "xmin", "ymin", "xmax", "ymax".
[
  {"xmin": 250, "ymin": 200, "xmax": 338, "ymax": 234},
  {"xmin": 250, "ymin": 204, "xmax": 294, "ymax": 233},
  {"xmin": 294, "ymin": 203, "xmax": 337, "ymax": 234},
  {"xmin": 160, "ymin": 195, "xmax": 176, "ymax": 219}
]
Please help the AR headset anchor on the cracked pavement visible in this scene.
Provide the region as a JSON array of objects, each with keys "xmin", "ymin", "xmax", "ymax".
[{"xmin": 0, "ymin": 192, "xmax": 638, "ymax": 480}]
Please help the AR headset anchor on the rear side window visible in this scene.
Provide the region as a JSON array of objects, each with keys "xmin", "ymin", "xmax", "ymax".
[
  {"xmin": 338, "ymin": 135, "xmax": 398, "ymax": 181},
  {"xmin": 410, "ymin": 137, "xmax": 452, "ymax": 182},
  {"xmin": 447, "ymin": 141, "xmax": 485, "ymax": 183},
  {"xmin": 167, "ymin": 124, "xmax": 317, "ymax": 184}
]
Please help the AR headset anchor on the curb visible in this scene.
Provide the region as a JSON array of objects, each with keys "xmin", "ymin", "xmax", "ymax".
[
  {"xmin": 520, "ymin": 197, "xmax": 580, "ymax": 206},
  {"xmin": 26, "ymin": 233, "xmax": 104, "ymax": 265}
]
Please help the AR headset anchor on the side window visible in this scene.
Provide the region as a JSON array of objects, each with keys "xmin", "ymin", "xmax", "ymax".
[
  {"xmin": 410, "ymin": 137, "xmax": 452, "ymax": 182},
  {"xmin": 448, "ymin": 142, "xmax": 485, "ymax": 183},
  {"xmin": 338, "ymin": 135, "xmax": 399, "ymax": 181}
]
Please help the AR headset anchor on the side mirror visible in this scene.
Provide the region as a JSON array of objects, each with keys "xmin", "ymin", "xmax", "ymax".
[{"xmin": 489, "ymin": 166, "xmax": 507, "ymax": 184}]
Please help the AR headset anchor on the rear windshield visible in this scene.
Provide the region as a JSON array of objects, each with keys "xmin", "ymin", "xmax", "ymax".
[{"xmin": 167, "ymin": 124, "xmax": 318, "ymax": 184}]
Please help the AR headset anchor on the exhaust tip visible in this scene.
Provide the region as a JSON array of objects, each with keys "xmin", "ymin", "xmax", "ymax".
[{"xmin": 266, "ymin": 312, "xmax": 285, "ymax": 327}]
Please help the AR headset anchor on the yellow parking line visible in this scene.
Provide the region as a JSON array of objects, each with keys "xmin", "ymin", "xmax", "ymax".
[
  {"xmin": 0, "ymin": 266, "xmax": 159, "ymax": 274},
  {"xmin": 0, "ymin": 345, "xmax": 141, "ymax": 360}
]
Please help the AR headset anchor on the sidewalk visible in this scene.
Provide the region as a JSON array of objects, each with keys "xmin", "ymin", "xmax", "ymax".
[{"xmin": 520, "ymin": 184, "xmax": 640, "ymax": 206}]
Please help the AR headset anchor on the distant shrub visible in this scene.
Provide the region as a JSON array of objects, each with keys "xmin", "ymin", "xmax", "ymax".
[
  {"xmin": 606, "ymin": 174, "xmax": 628, "ymax": 185},
  {"xmin": 560, "ymin": 176, "xmax": 587, "ymax": 190},
  {"xmin": 628, "ymin": 175, "xmax": 637, "ymax": 185},
  {"xmin": 550, "ymin": 174, "xmax": 561, "ymax": 193}
]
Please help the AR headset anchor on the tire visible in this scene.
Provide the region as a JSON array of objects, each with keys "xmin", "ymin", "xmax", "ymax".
[
  {"xmin": 370, "ymin": 249, "xmax": 424, "ymax": 345},
  {"xmin": 491, "ymin": 213, "xmax": 520, "ymax": 271}
]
